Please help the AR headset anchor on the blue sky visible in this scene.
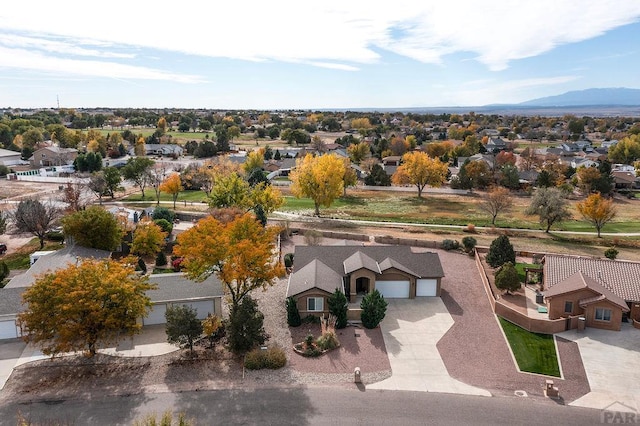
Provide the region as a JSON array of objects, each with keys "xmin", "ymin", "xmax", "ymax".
[{"xmin": 1, "ymin": 1, "xmax": 640, "ymax": 109}]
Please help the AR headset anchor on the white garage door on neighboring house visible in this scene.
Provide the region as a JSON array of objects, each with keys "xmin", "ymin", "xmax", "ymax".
[
  {"xmin": 182, "ymin": 300, "xmax": 214, "ymax": 319},
  {"xmin": 0, "ymin": 319, "xmax": 19, "ymax": 339},
  {"xmin": 144, "ymin": 303, "xmax": 167, "ymax": 325},
  {"xmin": 416, "ymin": 279, "xmax": 438, "ymax": 297},
  {"xmin": 375, "ymin": 280, "xmax": 410, "ymax": 298}
]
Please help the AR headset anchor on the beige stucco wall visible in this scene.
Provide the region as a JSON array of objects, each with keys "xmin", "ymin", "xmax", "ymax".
[
  {"xmin": 546, "ymin": 288, "xmax": 597, "ymax": 320},
  {"xmin": 294, "ymin": 289, "xmax": 331, "ymax": 317},
  {"xmin": 583, "ymin": 302, "xmax": 624, "ymax": 331}
]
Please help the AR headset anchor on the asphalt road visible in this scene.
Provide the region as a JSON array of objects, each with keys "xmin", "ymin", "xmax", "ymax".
[{"xmin": 4, "ymin": 387, "xmax": 605, "ymax": 425}]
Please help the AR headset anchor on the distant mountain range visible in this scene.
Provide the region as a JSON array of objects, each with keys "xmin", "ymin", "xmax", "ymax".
[{"xmin": 519, "ymin": 88, "xmax": 640, "ymax": 107}]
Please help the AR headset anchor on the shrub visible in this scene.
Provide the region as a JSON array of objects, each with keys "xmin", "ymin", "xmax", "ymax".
[
  {"xmin": 155, "ymin": 250, "xmax": 167, "ymax": 267},
  {"xmin": 494, "ymin": 262, "xmax": 521, "ymax": 294},
  {"xmin": 152, "ymin": 207, "xmax": 176, "ymax": 223},
  {"xmin": 440, "ymin": 239, "xmax": 460, "ymax": 251},
  {"xmin": 154, "ymin": 218, "xmax": 173, "ymax": 235},
  {"xmin": 465, "ymin": 223, "xmax": 476, "ymax": 233},
  {"xmin": 328, "ymin": 289, "xmax": 348, "ymax": 329},
  {"xmin": 486, "ymin": 235, "xmax": 515, "ymax": 268},
  {"xmin": 137, "ymin": 258, "xmax": 147, "ymax": 274},
  {"xmin": 303, "ymin": 229, "xmax": 323, "ymax": 246},
  {"xmin": 286, "ymin": 296, "xmax": 302, "ymax": 327},
  {"xmin": 172, "ymin": 257, "xmax": 183, "ymax": 271},
  {"xmin": 604, "ymin": 248, "xmax": 619, "ymax": 260},
  {"xmin": 283, "ymin": 253, "xmax": 294, "ymax": 268},
  {"xmin": 302, "ymin": 315, "xmax": 321, "ymax": 324},
  {"xmin": 360, "ymin": 289, "xmax": 388, "ymax": 329},
  {"xmin": 316, "ymin": 331, "xmax": 340, "ymax": 351},
  {"xmin": 244, "ymin": 346, "xmax": 287, "ymax": 370},
  {"xmin": 462, "ymin": 236, "xmax": 477, "ymax": 253},
  {"xmin": 45, "ymin": 231, "xmax": 65, "ymax": 242},
  {"xmin": 0, "ymin": 261, "xmax": 9, "ymax": 283}
]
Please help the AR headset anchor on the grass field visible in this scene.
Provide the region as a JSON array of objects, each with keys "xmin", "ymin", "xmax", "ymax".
[{"xmin": 499, "ymin": 317, "xmax": 561, "ymax": 377}]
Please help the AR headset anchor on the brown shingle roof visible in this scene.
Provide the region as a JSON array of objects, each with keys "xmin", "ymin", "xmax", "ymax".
[
  {"xmin": 288, "ymin": 245, "xmax": 444, "ymax": 298},
  {"xmin": 544, "ymin": 254, "xmax": 640, "ymax": 302},
  {"xmin": 286, "ymin": 259, "xmax": 343, "ymax": 298}
]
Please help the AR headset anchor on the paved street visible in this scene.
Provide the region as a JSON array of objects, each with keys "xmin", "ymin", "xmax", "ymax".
[{"xmin": 2, "ymin": 387, "xmax": 603, "ymax": 425}]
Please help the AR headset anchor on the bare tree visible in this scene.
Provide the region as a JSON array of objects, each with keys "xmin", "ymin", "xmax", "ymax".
[
  {"xmin": 148, "ymin": 162, "xmax": 169, "ymax": 205},
  {"xmin": 11, "ymin": 199, "xmax": 62, "ymax": 249},
  {"xmin": 479, "ymin": 186, "xmax": 513, "ymax": 226},
  {"xmin": 60, "ymin": 182, "xmax": 86, "ymax": 212},
  {"xmin": 88, "ymin": 173, "xmax": 108, "ymax": 205}
]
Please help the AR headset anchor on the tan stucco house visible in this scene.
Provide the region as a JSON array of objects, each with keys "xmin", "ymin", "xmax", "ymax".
[
  {"xmin": 543, "ymin": 254, "xmax": 640, "ymax": 331},
  {"xmin": 286, "ymin": 245, "xmax": 444, "ymax": 318}
]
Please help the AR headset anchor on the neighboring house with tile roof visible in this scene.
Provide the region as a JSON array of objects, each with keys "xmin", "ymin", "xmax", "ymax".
[
  {"xmin": 286, "ymin": 245, "xmax": 444, "ymax": 318},
  {"xmin": 543, "ymin": 254, "xmax": 640, "ymax": 330}
]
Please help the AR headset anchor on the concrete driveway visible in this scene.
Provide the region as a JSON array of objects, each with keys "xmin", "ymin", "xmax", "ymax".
[
  {"xmin": 560, "ymin": 324, "xmax": 640, "ymax": 411},
  {"xmin": 368, "ymin": 298, "xmax": 490, "ymax": 396},
  {"xmin": 0, "ymin": 325, "xmax": 178, "ymax": 390}
]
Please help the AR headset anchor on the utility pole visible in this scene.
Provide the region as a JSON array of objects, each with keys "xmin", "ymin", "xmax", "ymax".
[{"xmin": 56, "ymin": 95, "xmax": 60, "ymax": 109}]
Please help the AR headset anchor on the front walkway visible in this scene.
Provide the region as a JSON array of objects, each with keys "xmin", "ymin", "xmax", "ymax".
[
  {"xmin": 0, "ymin": 325, "xmax": 178, "ymax": 390},
  {"xmin": 560, "ymin": 324, "xmax": 640, "ymax": 411},
  {"xmin": 367, "ymin": 298, "xmax": 490, "ymax": 396}
]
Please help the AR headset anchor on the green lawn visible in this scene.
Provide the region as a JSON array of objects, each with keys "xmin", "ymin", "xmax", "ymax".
[
  {"xmin": 514, "ymin": 263, "xmax": 537, "ymax": 283},
  {"xmin": 2, "ymin": 239, "xmax": 65, "ymax": 271},
  {"xmin": 123, "ymin": 190, "xmax": 208, "ymax": 203},
  {"xmin": 499, "ymin": 317, "xmax": 561, "ymax": 377}
]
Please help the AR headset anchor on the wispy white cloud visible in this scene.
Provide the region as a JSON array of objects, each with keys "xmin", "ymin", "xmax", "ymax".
[
  {"xmin": 0, "ymin": 1, "xmax": 639, "ymax": 76},
  {"xmin": 444, "ymin": 76, "xmax": 581, "ymax": 105},
  {"xmin": 0, "ymin": 46, "xmax": 203, "ymax": 83},
  {"xmin": 0, "ymin": 34, "xmax": 134, "ymax": 58}
]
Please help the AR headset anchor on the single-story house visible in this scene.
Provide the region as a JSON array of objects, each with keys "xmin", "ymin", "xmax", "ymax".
[
  {"xmin": 0, "ymin": 148, "xmax": 22, "ymax": 166},
  {"xmin": 286, "ymin": 245, "xmax": 444, "ymax": 317},
  {"xmin": 0, "ymin": 245, "xmax": 112, "ymax": 339},
  {"xmin": 0, "ymin": 244, "xmax": 224, "ymax": 339},
  {"xmin": 612, "ymin": 170, "xmax": 639, "ymax": 190},
  {"xmin": 129, "ymin": 144, "xmax": 183, "ymax": 157},
  {"xmin": 144, "ymin": 273, "xmax": 224, "ymax": 325},
  {"xmin": 543, "ymin": 254, "xmax": 640, "ymax": 331}
]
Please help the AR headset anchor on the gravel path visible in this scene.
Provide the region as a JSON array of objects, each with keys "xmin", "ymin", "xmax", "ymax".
[{"xmin": 435, "ymin": 249, "xmax": 590, "ymax": 402}]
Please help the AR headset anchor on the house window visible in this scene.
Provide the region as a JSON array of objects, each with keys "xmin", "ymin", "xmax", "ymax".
[
  {"xmin": 564, "ymin": 301, "xmax": 573, "ymax": 314},
  {"xmin": 595, "ymin": 308, "xmax": 612, "ymax": 322},
  {"xmin": 307, "ymin": 297, "xmax": 324, "ymax": 312}
]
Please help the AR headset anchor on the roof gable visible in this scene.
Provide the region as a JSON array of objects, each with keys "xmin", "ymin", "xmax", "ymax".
[
  {"xmin": 286, "ymin": 259, "xmax": 343, "ymax": 298},
  {"xmin": 343, "ymin": 251, "xmax": 380, "ymax": 274}
]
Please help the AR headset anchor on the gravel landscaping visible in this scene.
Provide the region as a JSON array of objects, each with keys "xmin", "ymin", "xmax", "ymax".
[{"xmin": 435, "ymin": 249, "xmax": 590, "ymax": 402}]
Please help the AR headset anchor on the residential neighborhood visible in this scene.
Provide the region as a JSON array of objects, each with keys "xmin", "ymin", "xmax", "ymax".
[{"xmin": 0, "ymin": 107, "xmax": 639, "ymax": 424}]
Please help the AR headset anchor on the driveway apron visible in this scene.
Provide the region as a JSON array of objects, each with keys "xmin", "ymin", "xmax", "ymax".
[{"xmin": 368, "ymin": 298, "xmax": 490, "ymax": 396}]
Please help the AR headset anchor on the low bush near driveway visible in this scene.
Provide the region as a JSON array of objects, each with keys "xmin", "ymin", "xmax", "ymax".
[{"xmin": 244, "ymin": 346, "xmax": 287, "ymax": 370}]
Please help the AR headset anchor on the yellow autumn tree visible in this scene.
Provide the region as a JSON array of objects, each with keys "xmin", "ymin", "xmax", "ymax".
[
  {"xmin": 347, "ymin": 142, "xmax": 370, "ymax": 164},
  {"xmin": 159, "ymin": 173, "xmax": 183, "ymax": 209},
  {"xmin": 342, "ymin": 158, "xmax": 358, "ymax": 196},
  {"xmin": 243, "ymin": 149, "xmax": 265, "ymax": 174},
  {"xmin": 392, "ymin": 151, "xmax": 448, "ymax": 198},
  {"xmin": 131, "ymin": 219, "xmax": 167, "ymax": 259},
  {"xmin": 250, "ymin": 182, "xmax": 284, "ymax": 214},
  {"xmin": 173, "ymin": 213, "xmax": 283, "ymax": 310},
  {"xmin": 157, "ymin": 117, "xmax": 168, "ymax": 134},
  {"xmin": 576, "ymin": 193, "xmax": 617, "ymax": 238},
  {"xmin": 290, "ymin": 154, "xmax": 346, "ymax": 216},
  {"xmin": 134, "ymin": 136, "xmax": 146, "ymax": 156},
  {"xmin": 17, "ymin": 257, "xmax": 154, "ymax": 357}
]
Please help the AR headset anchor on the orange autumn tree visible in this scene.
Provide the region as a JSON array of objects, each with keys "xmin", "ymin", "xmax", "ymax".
[
  {"xmin": 17, "ymin": 257, "xmax": 154, "ymax": 357},
  {"xmin": 173, "ymin": 213, "xmax": 283, "ymax": 310},
  {"xmin": 159, "ymin": 173, "xmax": 184, "ymax": 209}
]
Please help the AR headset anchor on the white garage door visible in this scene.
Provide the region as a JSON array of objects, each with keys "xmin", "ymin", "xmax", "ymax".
[
  {"xmin": 182, "ymin": 300, "xmax": 214, "ymax": 319},
  {"xmin": 375, "ymin": 281, "xmax": 410, "ymax": 298},
  {"xmin": 145, "ymin": 303, "xmax": 167, "ymax": 325},
  {"xmin": 416, "ymin": 279, "xmax": 438, "ymax": 297},
  {"xmin": 0, "ymin": 320, "xmax": 19, "ymax": 339}
]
